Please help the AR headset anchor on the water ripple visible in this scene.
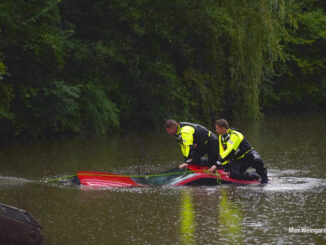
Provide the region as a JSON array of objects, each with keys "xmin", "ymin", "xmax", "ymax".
[{"xmin": 0, "ymin": 176, "xmax": 31, "ymax": 186}]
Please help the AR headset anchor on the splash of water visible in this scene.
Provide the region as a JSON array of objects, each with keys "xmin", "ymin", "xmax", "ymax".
[{"xmin": 0, "ymin": 176, "xmax": 32, "ymax": 186}]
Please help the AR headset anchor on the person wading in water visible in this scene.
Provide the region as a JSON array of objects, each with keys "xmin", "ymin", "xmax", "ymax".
[{"xmin": 209, "ymin": 119, "xmax": 268, "ymax": 184}]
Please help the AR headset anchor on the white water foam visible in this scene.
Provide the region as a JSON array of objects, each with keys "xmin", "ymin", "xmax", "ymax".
[{"xmin": 0, "ymin": 176, "xmax": 32, "ymax": 186}]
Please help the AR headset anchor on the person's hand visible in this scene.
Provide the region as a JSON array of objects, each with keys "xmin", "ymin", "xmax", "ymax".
[
  {"xmin": 179, "ymin": 163, "xmax": 189, "ymax": 169},
  {"xmin": 209, "ymin": 165, "xmax": 217, "ymax": 173},
  {"xmin": 215, "ymin": 160, "xmax": 223, "ymax": 168}
]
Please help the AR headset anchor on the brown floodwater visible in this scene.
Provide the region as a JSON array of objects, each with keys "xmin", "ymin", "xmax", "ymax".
[{"xmin": 0, "ymin": 113, "xmax": 325, "ymax": 244}]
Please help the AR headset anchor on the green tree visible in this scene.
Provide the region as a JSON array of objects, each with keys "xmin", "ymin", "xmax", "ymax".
[
  {"xmin": 262, "ymin": 0, "xmax": 326, "ymax": 111},
  {"xmin": 2, "ymin": 0, "xmax": 313, "ymax": 139}
]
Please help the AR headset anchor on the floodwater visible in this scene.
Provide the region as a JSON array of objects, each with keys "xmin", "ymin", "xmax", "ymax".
[{"xmin": 0, "ymin": 113, "xmax": 325, "ymax": 244}]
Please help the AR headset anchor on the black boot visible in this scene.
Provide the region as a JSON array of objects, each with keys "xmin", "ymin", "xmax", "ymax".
[
  {"xmin": 242, "ymin": 171, "xmax": 260, "ymax": 180},
  {"xmin": 259, "ymin": 168, "xmax": 268, "ymax": 184}
]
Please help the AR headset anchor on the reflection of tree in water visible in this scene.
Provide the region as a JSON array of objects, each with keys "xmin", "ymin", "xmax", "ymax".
[
  {"xmin": 219, "ymin": 188, "xmax": 243, "ymax": 245},
  {"xmin": 180, "ymin": 190, "xmax": 195, "ymax": 245}
]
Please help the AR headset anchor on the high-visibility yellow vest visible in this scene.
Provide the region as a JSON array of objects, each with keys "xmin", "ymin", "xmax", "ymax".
[
  {"xmin": 176, "ymin": 122, "xmax": 211, "ymax": 158},
  {"xmin": 219, "ymin": 129, "xmax": 252, "ymax": 165}
]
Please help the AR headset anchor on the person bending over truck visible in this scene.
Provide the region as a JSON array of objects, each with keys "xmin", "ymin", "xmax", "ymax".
[{"xmin": 165, "ymin": 119, "xmax": 219, "ymax": 169}]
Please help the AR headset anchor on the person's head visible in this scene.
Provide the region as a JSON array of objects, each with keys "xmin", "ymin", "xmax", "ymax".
[
  {"xmin": 215, "ymin": 119, "xmax": 229, "ymax": 135},
  {"xmin": 164, "ymin": 119, "xmax": 178, "ymax": 135}
]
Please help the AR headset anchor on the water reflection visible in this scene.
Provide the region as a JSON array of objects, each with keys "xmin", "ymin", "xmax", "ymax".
[
  {"xmin": 218, "ymin": 188, "xmax": 243, "ymax": 245},
  {"xmin": 180, "ymin": 190, "xmax": 195, "ymax": 245},
  {"xmin": 179, "ymin": 187, "xmax": 245, "ymax": 245}
]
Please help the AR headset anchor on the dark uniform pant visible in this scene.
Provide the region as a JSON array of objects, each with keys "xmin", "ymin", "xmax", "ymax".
[
  {"xmin": 190, "ymin": 134, "xmax": 219, "ymax": 167},
  {"xmin": 229, "ymin": 150, "xmax": 268, "ymax": 183}
]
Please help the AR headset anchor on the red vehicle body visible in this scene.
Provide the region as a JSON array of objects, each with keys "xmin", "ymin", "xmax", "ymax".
[{"xmin": 73, "ymin": 164, "xmax": 260, "ymax": 187}]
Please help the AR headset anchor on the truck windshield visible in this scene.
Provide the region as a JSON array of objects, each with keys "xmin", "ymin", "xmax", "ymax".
[{"xmin": 133, "ymin": 167, "xmax": 193, "ymax": 186}]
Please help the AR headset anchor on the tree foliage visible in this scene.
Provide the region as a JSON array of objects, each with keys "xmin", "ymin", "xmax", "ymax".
[
  {"xmin": 261, "ymin": 0, "xmax": 326, "ymax": 111},
  {"xmin": 0, "ymin": 0, "xmax": 324, "ymax": 138}
]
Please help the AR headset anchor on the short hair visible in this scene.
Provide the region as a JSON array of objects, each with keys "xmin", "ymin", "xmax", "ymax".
[
  {"xmin": 215, "ymin": 119, "xmax": 229, "ymax": 129},
  {"xmin": 164, "ymin": 119, "xmax": 178, "ymax": 128}
]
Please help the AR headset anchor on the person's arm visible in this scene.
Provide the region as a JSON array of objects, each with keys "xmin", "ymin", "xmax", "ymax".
[
  {"xmin": 219, "ymin": 133, "xmax": 241, "ymax": 163},
  {"xmin": 178, "ymin": 126, "xmax": 195, "ymax": 169},
  {"xmin": 179, "ymin": 159, "xmax": 193, "ymax": 169},
  {"xmin": 179, "ymin": 127, "xmax": 195, "ymax": 160}
]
